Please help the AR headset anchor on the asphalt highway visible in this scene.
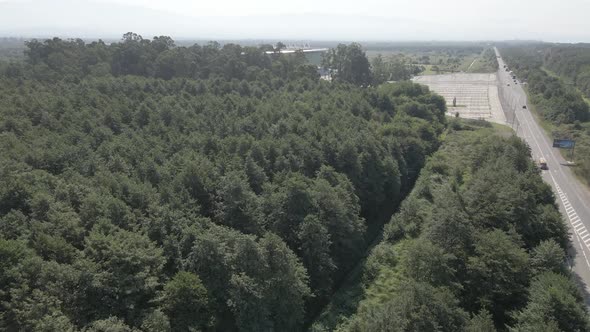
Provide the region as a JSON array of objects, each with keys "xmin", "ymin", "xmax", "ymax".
[{"xmin": 495, "ymin": 47, "xmax": 590, "ymax": 300}]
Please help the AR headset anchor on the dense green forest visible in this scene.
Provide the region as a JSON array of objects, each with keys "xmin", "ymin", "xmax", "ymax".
[
  {"xmin": 544, "ymin": 45, "xmax": 590, "ymax": 99},
  {"xmin": 332, "ymin": 120, "xmax": 589, "ymax": 331},
  {"xmin": 500, "ymin": 45, "xmax": 590, "ymax": 184},
  {"xmin": 1, "ymin": 35, "xmax": 585, "ymax": 331},
  {"xmin": 0, "ymin": 37, "xmax": 26, "ymax": 60},
  {"xmin": 0, "ymin": 34, "xmax": 448, "ymax": 331}
]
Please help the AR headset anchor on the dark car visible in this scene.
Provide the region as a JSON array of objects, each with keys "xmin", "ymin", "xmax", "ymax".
[{"xmin": 522, "ymin": 105, "xmax": 527, "ymax": 109}]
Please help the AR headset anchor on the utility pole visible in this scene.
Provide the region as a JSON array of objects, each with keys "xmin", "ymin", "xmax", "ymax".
[{"xmin": 571, "ymin": 141, "xmax": 576, "ymax": 161}]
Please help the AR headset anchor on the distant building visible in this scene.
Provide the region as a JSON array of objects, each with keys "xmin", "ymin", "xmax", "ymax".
[
  {"xmin": 265, "ymin": 47, "xmax": 328, "ymax": 66},
  {"xmin": 318, "ymin": 67, "xmax": 332, "ymax": 81},
  {"xmin": 263, "ymin": 48, "xmax": 328, "ymax": 55}
]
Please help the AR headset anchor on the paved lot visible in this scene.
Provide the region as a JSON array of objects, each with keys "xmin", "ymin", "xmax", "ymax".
[{"xmin": 413, "ymin": 73, "xmax": 506, "ymax": 124}]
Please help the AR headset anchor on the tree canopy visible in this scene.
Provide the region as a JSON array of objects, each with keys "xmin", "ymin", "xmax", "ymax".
[
  {"xmin": 336, "ymin": 120, "xmax": 587, "ymax": 331},
  {"xmin": 0, "ymin": 34, "xmax": 447, "ymax": 331}
]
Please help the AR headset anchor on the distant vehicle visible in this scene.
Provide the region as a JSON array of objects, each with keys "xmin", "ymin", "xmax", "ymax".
[
  {"xmin": 539, "ymin": 157, "xmax": 548, "ymax": 170},
  {"xmin": 522, "ymin": 105, "xmax": 527, "ymax": 109},
  {"xmin": 515, "ymin": 82, "xmax": 518, "ymax": 84},
  {"xmin": 507, "ymin": 83, "xmax": 510, "ymax": 86},
  {"xmin": 512, "ymin": 75, "xmax": 516, "ymax": 79}
]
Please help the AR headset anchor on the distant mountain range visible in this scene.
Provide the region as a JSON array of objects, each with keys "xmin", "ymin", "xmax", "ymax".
[
  {"xmin": 0, "ymin": 0, "xmax": 588, "ymax": 42},
  {"xmin": 0, "ymin": 0, "xmax": 428, "ymax": 41}
]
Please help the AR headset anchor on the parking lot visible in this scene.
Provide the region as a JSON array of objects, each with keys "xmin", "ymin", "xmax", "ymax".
[{"xmin": 412, "ymin": 73, "xmax": 506, "ymax": 124}]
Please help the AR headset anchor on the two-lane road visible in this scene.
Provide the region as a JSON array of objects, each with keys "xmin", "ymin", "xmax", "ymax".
[{"xmin": 495, "ymin": 47, "xmax": 590, "ymax": 297}]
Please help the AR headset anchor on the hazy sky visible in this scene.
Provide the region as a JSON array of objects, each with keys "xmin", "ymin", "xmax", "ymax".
[{"xmin": 0, "ymin": 0, "xmax": 589, "ymax": 42}]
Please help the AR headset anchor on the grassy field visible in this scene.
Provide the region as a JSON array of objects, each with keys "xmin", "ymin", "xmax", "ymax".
[
  {"xmin": 466, "ymin": 48, "xmax": 499, "ymax": 73},
  {"xmin": 368, "ymin": 47, "xmax": 497, "ymax": 76},
  {"xmin": 365, "ymin": 45, "xmax": 486, "ymax": 76}
]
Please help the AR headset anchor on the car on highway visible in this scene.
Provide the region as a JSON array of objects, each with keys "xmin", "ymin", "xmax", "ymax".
[
  {"xmin": 522, "ymin": 105, "xmax": 527, "ymax": 109},
  {"xmin": 539, "ymin": 157, "xmax": 548, "ymax": 170},
  {"xmin": 507, "ymin": 83, "xmax": 510, "ymax": 86}
]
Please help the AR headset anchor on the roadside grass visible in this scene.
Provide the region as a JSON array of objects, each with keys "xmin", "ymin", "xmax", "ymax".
[{"xmin": 491, "ymin": 121, "xmax": 515, "ymax": 137}]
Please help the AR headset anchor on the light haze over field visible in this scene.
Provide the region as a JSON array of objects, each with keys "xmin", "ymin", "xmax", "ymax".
[{"xmin": 0, "ymin": 0, "xmax": 589, "ymax": 41}]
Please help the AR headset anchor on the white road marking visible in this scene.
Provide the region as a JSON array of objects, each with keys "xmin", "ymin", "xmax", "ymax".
[
  {"xmin": 548, "ymin": 173, "xmax": 590, "ymax": 269},
  {"xmin": 498, "ymin": 49, "xmax": 590, "ymax": 274}
]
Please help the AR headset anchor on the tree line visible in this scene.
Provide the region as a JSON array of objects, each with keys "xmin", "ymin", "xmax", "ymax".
[
  {"xmin": 0, "ymin": 34, "xmax": 447, "ymax": 331},
  {"xmin": 544, "ymin": 45, "xmax": 590, "ymax": 98},
  {"xmin": 500, "ymin": 45, "xmax": 589, "ymax": 124},
  {"xmin": 332, "ymin": 120, "xmax": 588, "ymax": 331}
]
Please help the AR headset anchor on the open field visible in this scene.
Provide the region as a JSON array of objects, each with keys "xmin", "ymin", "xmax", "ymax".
[
  {"xmin": 365, "ymin": 45, "xmax": 486, "ymax": 75},
  {"xmin": 364, "ymin": 42, "xmax": 498, "ymax": 77},
  {"xmin": 413, "ymin": 73, "xmax": 506, "ymax": 123}
]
